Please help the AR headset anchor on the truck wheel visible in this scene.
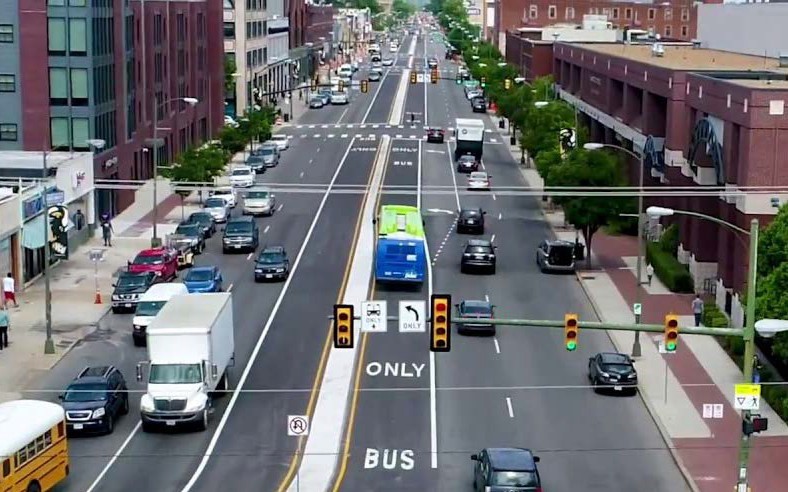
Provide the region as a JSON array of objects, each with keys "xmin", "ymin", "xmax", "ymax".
[{"xmin": 198, "ymin": 409, "xmax": 209, "ymax": 431}]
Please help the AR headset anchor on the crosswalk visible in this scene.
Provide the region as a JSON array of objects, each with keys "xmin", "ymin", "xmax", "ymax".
[
  {"xmin": 291, "ymin": 133, "xmax": 500, "ymax": 143},
  {"xmin": 292, "ymin": 124, "xmax": 496, "ymax": 133}
]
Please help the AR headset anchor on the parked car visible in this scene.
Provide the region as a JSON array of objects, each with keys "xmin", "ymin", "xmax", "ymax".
[
  {"xmin": 110, "ymin": 271, "xmax": 158, "ymax": 314},
  {"xmin": 222, "ymin": 216, "xmax": 259, "ymax": 253},
  {"xmin": 536, "ymin": 239, "xmax": 577, "ymax": 273},
  {"xmin": 258, "ymin": 145, "xmax": 280, "ymax": 168},
  {"xmin": 317, "ymin": 89, "xmax": 332, "ymax": 105},
  {"xmin": 183, "ymin": 265, "xmax": 224, "ymax": 293},
  {"xmin": 210, "ymin": 187, "xmax": 237, "ymax": 208},
  {"xmin": 457, "ymin": 208, "xmax": 486, "ymax": 234},
  {"xmin": 243, "ymin": 188, "xmax": 277, "ymax": 216},
  {"xmin": 456, "ymin": 154, "xmax": 479, "ymax": 173},
  {"xmin": 187, "ymin": 211, "xmax": 216, "ymax": 238},
  {"xmin": 269, "ymin": 134, "xmax": 290, "ymax": 151},
  {"xmin": 245, "ymin": 154, "xmax": 266, "ymax": 174},
  {"xmin": 165, "ymin": 234, "xmax": 197, "ymax": 269},
  {"xmin": 460, "ymin": 239, "xmax": 496, "ymax": 274},
  {"xmin": 128, "ymin": 248, "xmax": 178, "ymax": 280},
  {"xmin": 174, "ymin": 222, "xmax": 206, "ymax": 254},
  {"xmin": 254, "ymin": 246, "xmax": 290, "ymax": 282},
  {"xmin": 455, "ymin": 300, "xmax": 495, "ymax": 335},
  {"xmin": 588, "ymin": 352, "xmax": 638, "ymax": 394},
  {"xmin": 60, "ymin": 366, "xmax": 130, "ymax": 435},
  {"xmin": 309, "ymin": 95, "xmax": 325, "ymax": 108},
  {"xmin": 426, "ymin": 127, "xmax": 445, "ymax": 143},
  {"xmin": 203, "ymin": 196, "xmax": 230, "ymax": 223}
]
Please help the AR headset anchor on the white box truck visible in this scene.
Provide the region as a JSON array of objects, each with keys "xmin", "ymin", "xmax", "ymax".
[
  {"xmin": 137, "ymin": 292, "xmax": 235, "ymax": 432},
  {"xmin": 454, "ymin": 118, "xmax": 485, "ymax": 161}
]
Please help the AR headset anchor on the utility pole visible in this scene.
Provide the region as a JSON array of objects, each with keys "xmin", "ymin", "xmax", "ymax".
[{"xmin": 42, "ymin": 149, "xmax": 54, "ymax": 354}]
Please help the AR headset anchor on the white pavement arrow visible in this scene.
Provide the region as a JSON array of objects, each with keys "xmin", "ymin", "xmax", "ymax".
[
  {"xmin": 427, "ymin": 208, "xmax": 455, "ymax": 214},
  {"xmin": 425, "ymin": 149, "xmax": 445, "ymax": 154}
]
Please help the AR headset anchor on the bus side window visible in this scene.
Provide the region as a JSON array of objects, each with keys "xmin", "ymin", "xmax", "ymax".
[
  {"xmin": 2, "ymin": 458, "xmax": 10, "ymax": 478},
  {"xmin": 57, "ymin": 421, "xmax": 65, "ymax": 438}
]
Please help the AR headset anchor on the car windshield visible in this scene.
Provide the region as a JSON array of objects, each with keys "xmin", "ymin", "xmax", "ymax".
[
  {"xmin": 468, "ymin": 245, "xmax": 492, "ymax": 254},
  {"xmin": 63, "ymin": 383, "xmax": 107, "ymax": 402},
  {"xmin": 187, "ymin": 269, "xmax": 215, "ymax": 282},
  {"xmin": 491, "ymin": 471, "xmax": 538, "ymax": 487},
  {"xmin": 258, "ymin": 252, "xmax": 285, "ymax": 264},
  {"xmin": 247, "ymin": 156, "xmax": 263, "ymax": 163},
  {"xmin": 226, "ymin": 222, "xmax": 252, "ymax": 234},
  {"xmin": 135, "ymin": 300, "xmax": 166, "ymax": 317},
  {"xmin": 461, "ymin": 210, "xmax": 480, "ymax": 218},
  {"xmin": 460, "ymin": 156, "xmax": 475, "ymax": 163},
  {"xmin": 149, "ymin": 363, "xmax": 202, "ymax": 384},
  {"xmin": 176, "ymin": 224, "xmax": 200, "ymax": 235},
  {"xmin": 232, "ymin": 168, "xmax": 251, "ymax": 176},
  {"xmin": 134, "ymin": 254, "xmax": 163, "ymax": 265},
  {"xmin": 247, "ymin": 191, "xmax": 270, "ymax": 199},
  {"xmin": 205, "ymin": 198, "xmax": 226, "ymax": 208},
  {"xmin": 462, "ymin": 303, "xmax": 491, "ymax": 315},
  {"xmin": 189, "ymin": 213, "xmax": 211, "ymax": 223},
  {"xmin": 117, "ymin": 275, "xmax": 148, "ymax": 288},
  {"xmin": 549, "ymin": 244, "xmax": 575, "ymax": 265},
  {"xmin": 603, "ymin": 363, "xmax": 633, "ymax": 372},
  {"xmin": 260, "ymin": 148, "xmax": 275, "ymax": 156}
]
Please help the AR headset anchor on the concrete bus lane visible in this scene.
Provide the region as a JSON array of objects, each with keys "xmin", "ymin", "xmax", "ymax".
[
  {"xmin": 27, "ymin": 138, "xmax": 346, "ymax": 492},
  {"xmin": 180, "ymin": 136, "xmax": 383, "ymax": 492},
  {"xmin": 332, "ymin": 137, "xmax": 434, "ymax": 491}
]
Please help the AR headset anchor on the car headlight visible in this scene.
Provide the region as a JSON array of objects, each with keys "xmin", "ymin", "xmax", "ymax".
[
  {"xmin": 276, "ymin": 268, "xmax": 285, "ymax": 273},
  {"xmin": 600, "ymin": 372, "xmax": 610, "ymax": 379},
  {"xmin": 255, "ymin": 269, "xmax": 263, "ymax": 273},
  {"xmin": 112, "ymin": 295, "xmax": 121, "ymax": 300},
  {"xmin": 140, "ymin": 395, "xmax": 154, "ymax": 412},
  {"xmin": 92, "ymin": 407, "xmax": 106, "ymax": 419},
  {"xmin": 184, "ymin": 394, "xmax": 208, "ymax": 413},
  {"xmin": 628, "ymin": 373, "xmax": 637, "ymax": 379}
]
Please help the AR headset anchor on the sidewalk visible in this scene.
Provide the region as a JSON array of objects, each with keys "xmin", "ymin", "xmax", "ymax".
[{"xmin": 502, "ymin": 122, "xmax": 788, "ymax": 491}]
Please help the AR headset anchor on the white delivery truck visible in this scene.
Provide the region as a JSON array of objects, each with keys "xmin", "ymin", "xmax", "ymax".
[
  {"xmin": 454, "ymin": 118, "xmax": 486, "ymax": 161},
  {"xmin": 137, "ymin": 293, "xmax": 235, "ymax": 432},
  {"xmin": 131, "ymin": 283, "xmax": 189, "ymax": 347}
]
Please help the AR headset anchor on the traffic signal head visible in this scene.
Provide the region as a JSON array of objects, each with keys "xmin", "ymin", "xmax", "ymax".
[
  {"xmin": 431, "ymin": 69, "xmax": 438, "ymax": 84},
  {"xmin": 664, "ymin": 314, "xmax": 679, "ymax": 352},
  {"xmin": 504, "ymin": 78, "xmax": 512, "ymax": 90},
  {"xmin": 743, "ymin": 414, "xmax": 769, "ymax": 436},
  {"xmin": 361, "ymin": 80, "xmax": 369, "ymax": 93},
  {"xmin": 410, "ymin": 72, "xmax": 417, "ymax": 84},
  {"xmin": 431, "ymin": 294, "xmax": 451, "ymax": 352},
  {"xmin": 338, "ymin": 80, "xmax": 345, "ymax": 91},
  {"xmin": 334, "ymin": 304, "xmax": 354, "ymax": 348},
  {"xmin": 564, "ymin": 314, "xmax": 578, "ymax": 351}
]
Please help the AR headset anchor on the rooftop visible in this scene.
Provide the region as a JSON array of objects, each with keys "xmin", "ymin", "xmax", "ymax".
[
  {"xmin": 570, "ymin": 43, "xmax": 788, "ymax": 73},
  {"xmin": 722, "ymin": 79, "xmax": 788, "ymax": 90},
  {"xmin": 0, "ymin": 151, "xmax": 93, "ymax": 170}
]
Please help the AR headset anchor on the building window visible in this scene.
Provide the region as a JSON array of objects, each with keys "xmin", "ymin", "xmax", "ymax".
[
  {"xmin": 0, "ymin": 74, "xmax": 15, "ymax": 92},
  {"xmin": 69, "ymin": 18, "xmax": 87, "ymax": 55},
  {"xmin": 625, "ymin": 8, "xmax": 632, "ymax": 20},
  {"xmin": 664, "ymin": 25, "xmax": 672, "ymax": 37},
  {"xmin": 612, "ymin": 7, "xmax": 619, "ymax": 19},
  {"xmin": 0, "ymin": 24, "xmax": 13, "ymax": 43},
  {"xmin": 49, "ymin": 67, "xmax": 68, "ymax": 105},
  {"xmin": 664, "ymin": 8, "xmax": 672, "ymax": 21},
  {"xmin": 681, "ymin": 25, "xmax": 688, "ymax": 37},
  {"xmin": 48, "ymin": 0, "xmax": 66, "ymax": 5},
  {"xmin": 565, "ymin": 7, "xmax": 574, "ymax": 19},
  {"xmin": 681, "ymin": 8, "xmax": 689, "ymax": 21},
  {"xmin": 72, "ymin": 118, "xmax": 89, "ymax": 149},
  {"xmin": 51, "ymin": 118, "xmax": 69, "ymax": 149},
  {"xmin": 69, "ymin": 0, "xmax": 87, "ymax": 5},
  {"xmin": 648, "ymin": 8, "xmax": 655, "ymax": 20},
  {"xmin": 529, "ymin": 5, "xmax": 537, "ymax": 18},
  {"xmin": 70, "ymin": 68, "xmax": 89, "ymax": 105},
  {"xmin": 0, "ymin": 124, "xmax": 17, "ymax": 141},
  {"xmin": 548, "ymin": 5, "xmax": 556, "ymax": 19},
  {"xmin": 48, "ymin": 18, "xmax": 66, "ymax": 55},
  {"xmin": 224, "ymin": 22, "xmax": 234, "ymax": 38}
]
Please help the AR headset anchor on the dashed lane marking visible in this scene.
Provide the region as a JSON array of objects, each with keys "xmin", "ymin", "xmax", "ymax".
[
  {"xmin": 277, "ymin": 203, "xmax": 284, "ymax": 211},
  {"xmin": 246, "ymin": 252, "xmax": 254, "ymax": 260},
  {"xmin": 264, "ymin": 225, "xmax": 270, "ymax": 233},
  {"xmin": 493, "ymin": 337, "xmax": 501, "ymax": 354}
]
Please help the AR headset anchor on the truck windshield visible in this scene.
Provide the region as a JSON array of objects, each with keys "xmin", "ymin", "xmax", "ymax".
[
  {"xmin": 149, "ymin": 363, "xmax": 203, "ymax": 384},
  {"xmin": 136, "ymin": 300, "xmax": 167, "ymax": 317}
]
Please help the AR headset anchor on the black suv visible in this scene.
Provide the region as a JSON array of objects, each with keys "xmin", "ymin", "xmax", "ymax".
[
  {"xmin": 588, "ymin": 352, "xmax": 638, "ymax": 394},
  {"xmin": 175, "ymin": 222, "xmax": 206, "ymax": 254},
  {"xmin": 456, "ymin": 154, "xmax": 479, "ymax": 173},
  {"xmin": 111, "ymin": 271, "xmax": 157, "ymax": 313},
  {"xmin": 60, "ymin": 366, "xmax": 130, "ymax": 435},
  {"xmin": 461, "ymin": 239, "xmax": 497, "ymax": 274},
  {"xmin": 471, "ymin": 448, "xmax": 542, "ymax": 491},
  {"xmin": 457, "ymin": 208, "xmax": 486, "ymax": 234},
  {"xmin": 222, "ymin": 216, "xmax": 259, "ymax": 253},
  {"xmin": 187, "ymin": 211, "xmax": 216, "ymax": 239},
  {"xmin": 254, "ymin": 246, "xmax": 290, "ymax": 281}
]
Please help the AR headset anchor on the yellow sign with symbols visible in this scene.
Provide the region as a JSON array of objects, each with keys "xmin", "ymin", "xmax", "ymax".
[{"xmin": 735, "ymin": 384, "xmax": 761, "ymax": 397}]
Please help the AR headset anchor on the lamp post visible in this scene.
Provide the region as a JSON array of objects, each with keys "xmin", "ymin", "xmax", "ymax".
[
  {"xmin": 148, "ymin": 96, "xmax": 198, "ymax": 248},
  {"xmin": 647, "ymin": 205, "xmax": 761, "ymax": 490},
  {"xmin": 586, "ymin": 142, "xmax": 646, "ymax": 357}
]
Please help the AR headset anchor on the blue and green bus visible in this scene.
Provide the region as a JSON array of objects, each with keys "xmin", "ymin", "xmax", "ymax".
[{"xmin": 375, "ymin": 205, "xmax": 427, "ymax": 283}]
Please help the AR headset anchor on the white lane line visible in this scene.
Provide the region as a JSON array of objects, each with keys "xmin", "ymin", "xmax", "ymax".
[
  {"xmin": 181, "ymin": 137, "xmax": 361, "ymax": 492},
  {"xmin": 493, "ymin": 337, "xmax": 501, "ymax": 354},
  {"xmin": 263, "ymin": 225, "xmax": 270, "ymax": 233},
  {"xmin": 341, "ymin": 134, "xmax": 348, "ymax": 138},
  {"xmin": 328, "ymin": 134, "xmax": 335, "ymax": 138},
  {"xmin": 481, "ymin": 161, "xmax": 486, "ymax": 170},
  {"xmin": 491, "ymin": 234, "xmax": 496, "ymax": 243},
  {"xmin": 445, "ymin": 141, "xmax": 461, "ymax": 212},
  {"xmin": 277, "ymin": 203, "xmax": 284, "ymax": 211},
  {"xmin": 308, "ymin": 158, "xmax": 313, "ymax": 164},
  {"xmin": 417, "ymin": 138, "xmax": 423, "ymax": 210},
  {"xmin": 506, "ymin": 397, "xmax": 514, "ymax": 418},
  {"xmin": 485, "ymin": 294, "xmax": 490, "ymax": 302},
  {"xmin": 492, "ymin": 193, "xmax": 497, "ymax": 201},
  {"xmin": 85, "ymin": 421, "xmax": 143, "ymax": 492},
  {"xmin": 227, "ymin": 283, "xmax": 234, "ymax": 292},
  {"xmin": 246, "ymin": 252, "xmax": 254, "ymax": 260},
  {"xmin": 498, "ymin": 212, "xmax": 502, "ymax": 220},
  {"xmin": 337, "ymin": 106, "xmax": 350, "ymax": 124}
]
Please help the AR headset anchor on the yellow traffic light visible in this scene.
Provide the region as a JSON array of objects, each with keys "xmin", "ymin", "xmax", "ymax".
[
  {"xmin": 431, "ymin": 69, "xmax": 438, "ymax": 84},
  {"xmin": 361, "ymin": 80, "xmax": 369, "ymax": 93},
  {"xmin": 431, "ymin": 294, "xmax": 451, "ymax": 352},
  {"xmin": 338, "ymin": 80, "xmax": 345, "ymax": 91},
  {"xmin": 564, "ymin": 314, "xmax": 578, "ymax": 351},
  {"xmin": 410, "ymin": 72, "xmax": 417, "ymax": 84},
  {"xmin": 334, "ymin": 304, "xmax": 354, "ymax": 348},
  {"xmin": 504, "ymin": 78, "xmax": 512, "ymax": 90},
  {"xmin": 664, "ymin": 314, "xmax": 679, "ymax": 352}
]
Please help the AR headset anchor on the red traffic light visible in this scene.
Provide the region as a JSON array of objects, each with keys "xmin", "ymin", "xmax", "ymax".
[
  {"xmin": 566, "ymin": 318, "xmax": 577, "ymax": 328},
  {"xmin": 566, "ymin": 330, "xmax": 577, "ymax": 339},
  {"xmin": 666, "ymin": 331, "xmax": 678, "ymax": 340},
  {"xmin": 435, "ymin": 302, "xmax": 447, "ymax": 312}
]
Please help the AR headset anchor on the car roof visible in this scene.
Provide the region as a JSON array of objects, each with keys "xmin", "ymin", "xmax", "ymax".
[
  {"xmin": 119, "ymin": 270, "xmax": 149, "ymax": 277},
  {"xmin": 138, "ymin": 248, "xmax": 166, "ymax": 256},
  {"xmin": 599, "ymin": 352, "xmax": 632, "ymax": 364},
  {"xmin": 212, "ymin": 187, "xmax": 233, "ymax": 194},
  {"xmin": 233, "ymin": 165, "xmax": 252, "ymax": 171},
  {"xmin": 461, "ymin": 300, "xmax": 491, "ymax": 309},
  {"xmin": 262, "ymin": 246, "xmax": 285, "ymax": 254},
  {"xmin": 470, "ymin": 171, "xmax": 488, "ymax": 177},
  {"xmin": 487, "ymin": 448, "xmax": 538, "ymax": 471},
  {"xmin": 228, "ymin": 215, "xmax": 254, "ymax": 223},
  {"xmin": 466, "ymin": 239, "xmax": 492, "ymax": 247},
  {"xmin": 189, "ymin": 265, "xmax": 216, "ymax": 274}
]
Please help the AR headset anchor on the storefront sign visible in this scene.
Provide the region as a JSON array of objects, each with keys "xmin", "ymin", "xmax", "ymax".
[
  {"xmin": 22, "ymin": 194, "xmax": 44, "ymax": 221},
  {"xmin": 72, "ymin": 171, "xmax": 87, "ymax": 189},
  {"xmin": 46, "ymin": 188, "xmax": 65, "ymax": 207},
  {"xmin": 48, "ymin": 205, "xmax": 69, "ymax": 260}
]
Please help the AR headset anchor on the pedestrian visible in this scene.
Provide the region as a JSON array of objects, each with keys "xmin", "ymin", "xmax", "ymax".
[
  {"xmin": 0, "ymin": 304, "xmax": 8, "ymax": 350},
  {"xmin": 2, "ymin": 273, "xmax": 17, "ymax": 308},
  {"xmin": 646, "ymin": 263, "xmax": 654, "ymax": 286},
  {"xmin": 410, "ymin": 112, "xmax": 415, "ymax": 123},
  {"xmin": 100, "ymin": 215, "xmax": 114, "ymax": 247},
  {"xmin": 692, "ymin": 294, "xmax": 704, "ymax": 327},
  {"xmin": 73, "ymin": 208, "xmax": 85, "ymax": 231},
  {"xmin": 298, "ymin": 89, "xmax": 303, "ymax": 101}
]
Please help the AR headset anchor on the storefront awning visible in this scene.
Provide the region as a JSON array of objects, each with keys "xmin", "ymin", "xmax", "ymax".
[{"xmin": 22, "ymin": 215, "xmax": 46, "ymax": 250}]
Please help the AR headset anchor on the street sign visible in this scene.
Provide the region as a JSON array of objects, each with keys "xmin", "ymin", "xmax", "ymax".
[
  {"xmin": 633, "ymin": 303, "xmax": 642, "ymax": 316},
  {"xmin": 399, "ymin": 300, "xmax": 426, "ymax": 333},
  {"xmin": 734, "ymin": 383, "xmax": 761, "ymax": 411},
  {"xmin": 46, "ymin": 190, "xmax": 65, "ymax": 206},
  {"xmin": 361, "ymin": 300, "xmax": 387, "ymax": 333},
  {"xmin": 287, "ymin": 415, "xmax": 309, "ymax": 436},
  {"xmin": 702, "ymin": 403, "xmax": 724, "ymax": 419}
]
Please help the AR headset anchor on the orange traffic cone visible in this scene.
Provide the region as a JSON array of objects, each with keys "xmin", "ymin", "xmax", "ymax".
[{"xmin": 94, "ymin": 289, "xmax": 102, "ymax": 304}]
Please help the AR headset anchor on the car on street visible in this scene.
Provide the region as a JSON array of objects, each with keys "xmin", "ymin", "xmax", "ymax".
[
  {"xmin": 211, "ymin": 187, "xmax": 237, "ymax": 208},
  {"xmin": 203, "ymin": 196, "xmax": 230, "ymax": 223},
  {"xmin": 183, "ymin": 265, "xmax": 224, "ymax": 293},
  {"xmin": 427, "ymin": 57, "xmax": 438, "ymax": 68},
  {"xmin": 230, "ymin": 165, "xmax": 255, "ymax": 187},
  {"xmin": 536, "ymin": 239, "xmax": 577, "ymax": 273},
  {"xmin": 466, "ymin": 88, "xmax": 483, "ymax": 100},
  {"xmin": 371, "ymin": 61, "xmax": 382, "ymax": 70},
  {"xmin": 187, "ymin": 211, "xmax": 216, "ymax": 238},
  {"xmin": 426, "ymin": 127, "xmax": 445, "ymax": 143},
  {"xmin": 467, "ymin": 171, "xmax": 491, "ymax": 190},
  {"xmin": 309, "ymin": 95, "xmax": 325, "ymax": 108},
  {"xmin": 471, "ymin": 448, "xmax": 542, "ymax": 491},
  {"xmin": 455, "ymin": 300, "xmax": 495, "ymax": 335},
  {"xmin": 257, "ymin": 145, "xmax": 280, "ymax": 168},
  {"xmin": 457, "ymin": 207, "xmax": 486, "ymax": 234},
  {"xmin": 337, "ymin": 63, "xmax": 353, "ymax": 78},
  {"xmin": 456, "ymin": 154, "xmax": 479, "ymax": 173},
  {"xmin": 588, "ymin": 352, "xmax": 638, "ymax": 394},
  {"xmin": 245, "ymin": 154, "xmax": 266, "ymax": 174},
  {"xmin": 243, "ymin": 187, "xmax": 276, "ymax": 216},
  {"xmin": 111, "ymin": 271, "xmax": 158, "ymax": 313},
  {"xmin": 331, "ymin": 90, "xmax": 349, "ymax": 105},
  {"xmin": 174, "ymin": 222, "xmax": 206, "ymax": 254},
  {"xmin": 60, "ymin": 366, "xmax": 130, "ymax": 435},
  {"xmin": 460, "ymin": 239, "xmax": 497, "ymax": 274},
  {"xmin": 317, "ymin": 89, "xmax": 332, "ymax": 105},
  {"xmin": 351, "ymin": 60, "xmax": 359, "ymax": 72},
  {"xmin": 382, "ymin": 58, "xmax": 394, "ymax": 66},
  {"xmin": 471, "ymin": 97, "xmax": 487, "ymax": 113},
  {"xmin": 224, "ymin": 115, "xmax": 239, "ymax": 128},
  {"xmin": 269, "ymin": 134, "xmax": 290, "ymax": 151},
  {"xmin": 222, "ymin": 215, "xmax": 259, "ymax": 253},
  {"xmin": 254, "ymin": 246, "xmax": 290, "ymax": 282},
  {"xmin": 368, "ymin": 70, "xmax": 382, "ymax": 82},
  {"xmin": 128, "ymin": 247, "xmax": 178, "ymax": 280}
]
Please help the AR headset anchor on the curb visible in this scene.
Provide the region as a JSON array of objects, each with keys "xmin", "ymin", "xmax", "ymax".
[{"xmin": 46, "ymin": 305, "xmax": 112, "ymax": 372}]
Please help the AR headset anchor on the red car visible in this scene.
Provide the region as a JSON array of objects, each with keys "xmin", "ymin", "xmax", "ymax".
[
  {"xmin": 426, "ymin": 127, "xmax": 445, "ymax": 143},
  {"xmin": 127, "ymin": 247, "xmax": 178, "ymax": 281}
]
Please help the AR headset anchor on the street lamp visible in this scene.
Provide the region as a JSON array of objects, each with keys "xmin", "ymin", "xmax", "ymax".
[
  {"xmin": 647, "ymin": 205, "xmax": 759, "ymax": 491},
  {"xmin": 585, "ymin": 142, "xmax": 646, "ymax": 356},
  {"xmin": 497, "ymin": 62, "xmax": 507, "ymax": 67},
  {"xmin": 534, "ymin": 101, "xmax": 549, "ymax": 108},
  {"xmin": 148, "ymin": 96, "xmax": 198, "ymax": 248}
]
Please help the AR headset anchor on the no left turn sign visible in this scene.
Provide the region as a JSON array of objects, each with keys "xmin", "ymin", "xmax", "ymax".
[{"xmin": 287, "ymin": 415, "xmax": 310, "ymax": 436}]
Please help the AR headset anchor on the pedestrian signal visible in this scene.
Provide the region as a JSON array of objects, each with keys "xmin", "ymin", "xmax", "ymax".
[{"xmin": 333, "ymin": 304, "xmax": 354, "ymax": 348}]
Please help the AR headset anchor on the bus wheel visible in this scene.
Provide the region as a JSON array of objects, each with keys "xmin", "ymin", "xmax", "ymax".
[{"xmin": 27, "ymin": 481, "xmax": 42, "ymax": 492}]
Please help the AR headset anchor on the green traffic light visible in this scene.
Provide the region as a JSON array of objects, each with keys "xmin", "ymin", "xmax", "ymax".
[
  {"xmin": 666, "ymin": 342, "xmax": 676, "ymax": 351},
  {"xmin": 566, "ymin": 341, "xmax": 577, "ymax": 351}
]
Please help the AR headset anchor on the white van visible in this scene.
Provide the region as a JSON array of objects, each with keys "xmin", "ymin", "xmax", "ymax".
[
  {"xmin": 132, "ymin": 283, "xmax": 189, "ymax": 346},
  {"xmin": 337, "ymin": 64, "xmax": 353, "ymax": 78}
]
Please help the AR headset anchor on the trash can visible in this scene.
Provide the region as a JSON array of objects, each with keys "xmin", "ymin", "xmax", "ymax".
[
  {"xmin": 574, "ymin": 243, "xmax": 585, "ymax": 261},
  {"xmin": 498, "ymin": 119, "xmax": 505, "ymax": 129},
  {"xmin": 283, "ymin": 113, "xmax": 290, "ymax": 123}
]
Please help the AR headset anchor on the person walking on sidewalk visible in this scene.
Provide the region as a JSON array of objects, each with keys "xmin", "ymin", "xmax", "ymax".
[
  {"xmin": 646, "ymin": 263, "xmax": 654, "ymax": 286},
  {"xmin": 100, "ymin": 214, "xmax": 114, "ymax": 247},
  {"xmin": 2, "ymin": 273, "xmax": 18, "ymax": 308},
  {"xmin": 0, "ymin": 305, "xmax": 9, "ymax": 349},
  {"xmin": 692, "ymin": 294, "xmax": 704, "ymax": 327}
]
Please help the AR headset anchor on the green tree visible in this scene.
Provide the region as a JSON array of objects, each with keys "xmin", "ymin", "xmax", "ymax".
[
  {"xmin": 165, "ymin": 145, "xmax": 228, "ymax": 194},
  {"xmin": 521, "ymin": 99, "xmax": 575, "ymax": 160},
  {"xmin": 218, "ymin": 125, "xmax": 246, "ymax": 155},
  {"xmin": 757, "ymin": 205, "xmax": 788, "ymax": 279},
  {"xmin": 757, "ymin": 262, "xmax": 788, "ymax": 362},
  {"xmin": 547, "ymin": 149, "xmax": 627, "ymax": 267},
  {"xmin": 392, "ymin": 0, "xmax": 415, "ymax": 19},
  {"xmin": 224, "ymin": 57, "xmax": 237, "ymax": 94}
]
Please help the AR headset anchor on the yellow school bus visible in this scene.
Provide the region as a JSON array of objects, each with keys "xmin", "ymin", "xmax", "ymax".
[{"xmin": 0, "ymin": 400, "xmax": 69, "ymax": 492}]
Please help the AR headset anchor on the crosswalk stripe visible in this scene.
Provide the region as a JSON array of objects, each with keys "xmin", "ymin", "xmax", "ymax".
[
  {"xmin": 328, "ymin": 134, "xmax": 335, "ymax": 138},
  {"xmin": 490, "ymin": 138, "xmax": 497, "ymax": 143},
  {"xmin": 341, "ymin": 134, "xmax": 348, "ymax": 138},
  {"xmin": 309, "ymin": 125, "xmax": 316, "ymax": 129},
  {"xmin": 314, "ymin": 134, "xmax": 321, "ymax": 138},
  {"xmin": 372, "ymin": 124, "xmax": 379, "ymax": 129},
  {"xmin": 395, "ymin": 134, "xmax": 403, "ymax": 138},
  {"xmin": 321, "ymin": 125, "xmax": 329, "ymax": 129},
  {"xmin": 409, "ymin": 135, "xmax": 416, "ymax": 139},
  {"xmin": 355, "ymin": 134, "xmax": 363, "ymax": 138}
]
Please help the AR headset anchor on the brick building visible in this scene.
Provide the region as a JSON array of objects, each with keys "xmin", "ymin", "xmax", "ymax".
[
  {"xmin": 552, "ymin": 41, "xmax": 788, "ymax": 326},
  {"xmin": 3, "ymin": 0, "xmax": 224, "ymax": 217}
]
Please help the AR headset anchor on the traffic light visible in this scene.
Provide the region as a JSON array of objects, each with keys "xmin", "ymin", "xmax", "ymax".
[
  {"xmin": 360, "ymin": 80, "xmax": 369, "ymax": 93},
  {"xmin": 504, "ymin": 78, "xmax": 512, "ymax": 90},
  {"xmin": 564, "ymin": 314, "xmax": 578, "ymax": 351},
  {"xmin": 743, "ymin": 414, "xmax": 769, "ymax": 436},
  {"xmin": 664, "ymin": 314, "xmax": 679, "ymax": 352},
  {"xmin": 311, "ymin": 78, "xmax": 318, "ymax": 91},
  {"xmin": 480, "ymin": 76, "xmax": 486, "ymax": 87},
  {"xmin": 410, "ymin": 72, "xmax": 417, "ymax": 84},
  {"xmin": 333, "ymin": 304, "xmax": 354, "ymax": 348},
  {"xmin": 338, "ymin": 80, "xmax": 345, "ymax": 91},
  {"xmin": 430, "ymin": 294, "xmax": 451, "ymax": 352},
  {"xmin": 431, "ymin": 69, "xmax": 438, "ymax": 84}
]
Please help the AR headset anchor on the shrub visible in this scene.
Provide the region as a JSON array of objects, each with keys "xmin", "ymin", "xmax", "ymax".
[
  {"xmin": 646, "ymin": 241, "xmax": 694, "ymax": 293},
  {"xmin": 703, "ymin": 302, "xmax": 729, "ymax": 328},
  {"xmin": 659, "ymin": 223, "xmax": 680, "ymax": 257}
]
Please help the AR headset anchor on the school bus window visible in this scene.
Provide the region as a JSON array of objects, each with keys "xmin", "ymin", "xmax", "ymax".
[
  {"xmin": 58, "ymin": 421, "xmax": 65, "ymax": 437},
  {"xmin": 2, "ymin": 458, "xmax": 10, "ymax": 477}
]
